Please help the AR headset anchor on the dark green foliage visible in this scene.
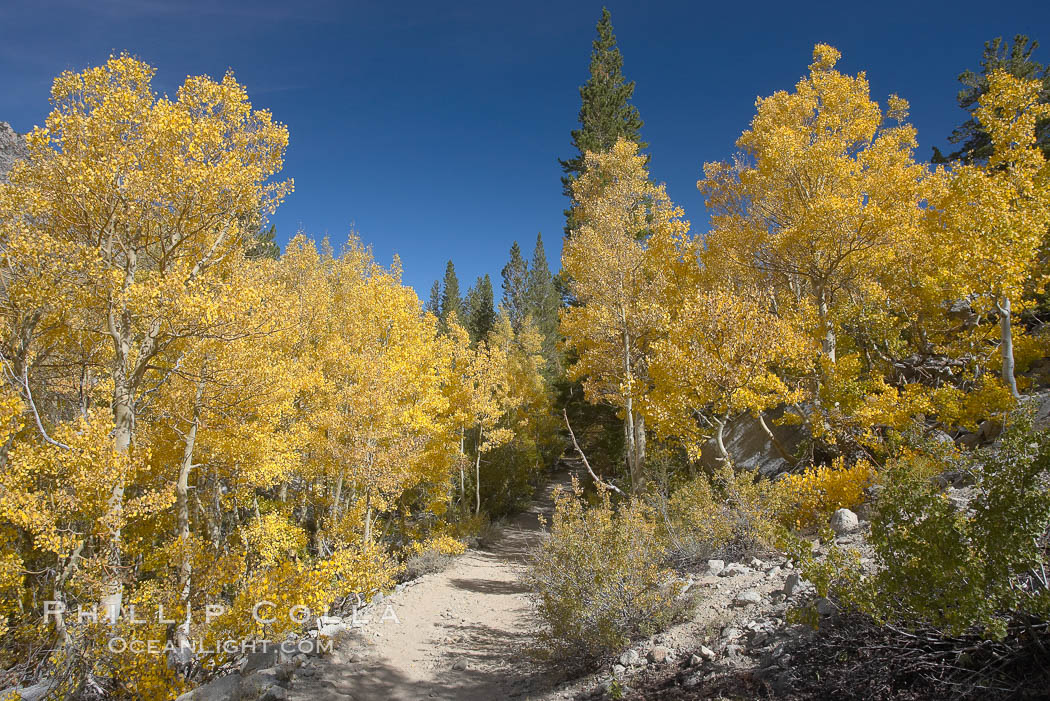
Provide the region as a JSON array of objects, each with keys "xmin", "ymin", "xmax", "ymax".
[
  {"xmin": 424, "ymin": 280, "xmax": 441, "ymax": 316},
  {"xmin": 933, "ymin": 34, "xmax": 1050, "ymax": 164},
  {"xmin": 805, "ymin": 414, "xmax": 1050, "ymax": 638},
  {"xmin": 559, "ymin": 7, "xmax": 647, "ymax": 235},
  {"xmin": 440, "ymin": 260, "xmax": 463, "ymax": 325},
  {"xmin": 246, "ymin": 224, "xmax": 281, "ymax": 260},
  {"xmin": 526, "ymin": 233, "xmax": 562, "ymax": 374},
  {"xmin": 501, "ymin": 242, "xmax": 529, "ymax": 332},
  {"xmin": 465, "ymin": 274, "xmax": 496, "ymax": 344}
]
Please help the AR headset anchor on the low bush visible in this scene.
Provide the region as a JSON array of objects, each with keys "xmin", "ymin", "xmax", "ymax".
[
  {"xmin": 803, "ymin": 414, "xmax": 1050, "ymax": 638},
  {"xmin": 404, "ymin": 549, "xmax": 456, "ymax": 579},
  {"xmin": 526, "ymin": 480, "xmax": 685, "ymax": 665},
  {"xmin": 402, "ymin": 534, "xmax": 467, "ymax": 579},
  {"xmin": 775, "ymin": 456, "xmax": 876, "ymax": 530},
  {"xmin": 661, "ymin": 465, "xmax": 786, "ymax": 567}
]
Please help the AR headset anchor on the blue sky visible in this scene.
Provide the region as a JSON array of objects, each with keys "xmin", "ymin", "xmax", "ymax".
[{"xmin": 2, "ymin": 0, "xmax": 1049, "ymax": 295}]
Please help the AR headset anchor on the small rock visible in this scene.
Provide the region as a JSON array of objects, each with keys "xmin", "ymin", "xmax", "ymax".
[
  {"xmin": 648, "ymin": 646, "xmax": 668, "ymax": 664},
  {"xmin": 372, "ymin": 591, "xmax": 385, "ymax": 604},
  {"xmin": 733, "ymin": 590, "xmax": 762, "ymax": 607},
  {"xmin": 749, "ymin": 557, "xmax": 766, "ymax": 570},
  {"xmin": 619, "ymin": 649, "xmax": 640, "ymax": 667},
  {"xmin": 452, "ymin": 659, "xmax": 468, "ymax": 671},
  {"xmin": 782, "ymin": 572, "xmax": 800, "ymax": 597},
  {"xmin": 260, "ymin": 687, "xmax": 288, "ymax": 701},
  {"xmin": 830, "ymin": 508, "xmax": 859, "ymax": 535},
  {"xmin": 317, "ymin": 622, "xmax": 349, "ymax": 639},
  {"xmin": 612, "ymin": 664, "xmax": 626, "ymax": 677},
  {"xmin": 688, "ymin": 654, "xmax": 703, "ymax": 667},
  {"xmin": 698, "ymin": 645, "xmax": 717, "ymax": 661},
  {"xmin": 725, "ymin": 643, "xmax": 745, "ymax": 658},
  {"xmin": 978, "ymin": 418, "xmax": 1002, "ymax": 442},
  {"xmin": 706, "ymin": 559, "xmax": 725, "ymax": 576},
  {"xmin": 766, "ymin": 566, "xmax": 782, "ymax": 579},
  {"xmin": 720, "ymin": 563, "xmax": 752, "ymax": 577},
  {"xmin": 721, "ymin": 627, "xmax": 743, "ymax": 641},
  {"xmin": 242, "ymin": 647, "xmax": 278, "ymax": 675},
  {"xmin": 815, "ymin": 597, "xmax": 838, "ymax": 617},
  {"xmin": 681, "ymin": 672, "xmax": 703, "ymax": 689}
]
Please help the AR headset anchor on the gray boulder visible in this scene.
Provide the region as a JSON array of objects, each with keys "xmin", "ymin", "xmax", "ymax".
[
  {"xmin": 733, "ymin": 590, "xmax": 762, "ymax": 607},
  {"xmin": 619, "ymin": 649, "xmax": 640, "ymax": 667},
  {"xmin": 830, "ymin": 508, "xmax": 859, "ymax": 535},
  {"xmin": 697, "ymin": 406, "xmax": 804, "ymax": 477},
  {"xmin": 174, "ymin": 674, "xmax": 242, "ymax": 701}
]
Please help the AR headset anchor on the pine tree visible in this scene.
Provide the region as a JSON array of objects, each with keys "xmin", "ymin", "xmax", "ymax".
[
  {"xmin": 424, "ymin": 280, "xmax": 441, "ymax": 316},
  {"xmin": 440, "ymin": 260, "xmax": 463, "ymax": 324},
  {"xmin": 465, "ymin": 275, "xmax": 496, "ymax": 344},
  {"xmin": 559, "ymin": 7, "xmax": 647, "ymax": 235},
  {"xmin": 526, "ymin": 233, "xmax": 561, "ymax": 371},
  {"xmin": 933, "ymin": 35, "xmax": 1049, "ymax": 164},
  {"xmin": 501, "ymin": 242, "xmax": 529, "ymax": 332},
  {"xmin": 246, "ymin": 224, "xmax": 281, "ymax": 260}
]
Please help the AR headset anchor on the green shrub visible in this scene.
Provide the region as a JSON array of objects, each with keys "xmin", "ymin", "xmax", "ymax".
[
  {"xmin": 804, "ymin": 414, "xmax": 1050, "ymax": 638},
  {"xmin": 661, "ymin": 465, "xmax": 786, "ymax": 566},
  {"xmin": 526, "ymin": 480, "xmax": 685, "ymax": 665}
]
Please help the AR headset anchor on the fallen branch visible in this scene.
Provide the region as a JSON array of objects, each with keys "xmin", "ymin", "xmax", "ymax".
[{"xmin": 563, "ymin": 408, "xmax": 624, "ymax": 495}]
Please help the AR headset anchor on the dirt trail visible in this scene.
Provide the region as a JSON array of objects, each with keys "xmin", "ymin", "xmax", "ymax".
[{"xmin": 287, "ymin": 470, "xmax": 574, "ymax": 701}]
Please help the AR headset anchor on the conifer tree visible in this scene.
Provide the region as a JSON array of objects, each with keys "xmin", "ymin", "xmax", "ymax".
[
  {"xmin": 465, "ymin": 274, "xmax": 496, "ymax": 344},
  {"xmin": 424, "ymin": 280, "xmax": 441, "ymax": 316},
  {"xmin": 559, "ymin": 7, "xmax": 647, "ymax": 235},
  {"xmin": 501, "ymin": 242, "xmax": 529, "ymax": 332},
  {"xmin": 246, "ymin": 224, "xmax": 281, "ymax": 260},
  {"xmin": 440, "ymin": 260, "xmax": 463, "ymax": 324},
  {"xmin": 526, "ymin": 233, "xmax": 561, "ymax": 371},
  {"xmin": 933, "ymin": 35, "xmax": 1049, "ymax": 164}
]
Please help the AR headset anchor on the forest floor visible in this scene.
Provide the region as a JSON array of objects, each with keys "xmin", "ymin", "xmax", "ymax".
[{"xmin": 286, "ymin": 469, "xmax": 575, "ymax": 701}]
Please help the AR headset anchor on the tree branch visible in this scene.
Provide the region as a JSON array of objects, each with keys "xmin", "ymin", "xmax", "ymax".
[{"xmin": 563, "ymin": 408, "xmax": 624, "ymax": 495}]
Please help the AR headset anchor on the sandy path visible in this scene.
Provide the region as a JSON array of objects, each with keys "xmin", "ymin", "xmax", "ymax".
[{"xmin": 287, "ymin": 470, "xmax": 573, "ymax": 701}]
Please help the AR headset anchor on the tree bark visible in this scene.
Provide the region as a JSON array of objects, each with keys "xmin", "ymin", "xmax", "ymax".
[
  {"xmin": 621, "ymin": 310, "xmax": 644, "ymax": 493},
  {"xmin": 999, "ymin": 296, "xmax": 1021, "ymax": 399},
  {"xmin": 474, "ymin": 426, "xmax": 483, "ymax": 515},
  {"xmin": 757, "ymin": 411, "xmax": 794, "ymax": 464},
  {"xmin": 175, "ymin": 375, "xmax": 204, "ymax": 651},
  {"xmin": 817, "ymin": 286, "xmax": 836, "ymax": 364},
  {"xmin": 713, "ymin": 414, "xmax": 730, "ymax": 465}
]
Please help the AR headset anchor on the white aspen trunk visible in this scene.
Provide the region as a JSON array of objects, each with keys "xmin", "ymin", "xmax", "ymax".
[
  {"xmin": 999, "ymin": 296, "xmax": 1021, "ymax": 399},
  {"xmin": 363, "ymin": 493, "xmax": 373, "ymax": 545},
  {"xmin": 459, "ymin": 429, "xmax": 465, "ymax": 507},
  {"xmin": 757, "ymin": 411, "xmax": 793, "ymax": 463},
  {"xmin": 713, "ymin": 415, "xmax": 730, "ymax": 465},
  {"xmin": 621, "ymin": 309, "xmax": 643, "ymax": 493},
  {"xmin": 175, "ymin": 376, "xmax": 204, "ymax": 650},
  {"xmin": 474, "ymin": 425, "xmax": 484, "ymax": 515},
  {"xmin": 818, "ymin": 288, "xmax": 836, "ymax": 364}
]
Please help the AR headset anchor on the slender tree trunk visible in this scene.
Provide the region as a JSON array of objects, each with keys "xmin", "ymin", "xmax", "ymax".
[
  {"xmin": 757, "ymin": 411, "xmax": 794, "ymax": 464},
  {"xmin": 713, "ymin": 414, "xmax": 730, "ymax": 465},
  {"xmin": 999, "ymin": 296, "xmax": 1021, "ymax": 399},
  {"xmin": 621, "ymin": 310, "xmax": 644, "ymax": 493},
  {"xmin": 458, "ymin": 429, "xmax": 465, "ymax": 507},
  {"xmin": 175, "ymin": 375, "xmax": 204, "ymax": 651},
  {"xmin": 102, "ymin": 313, "xmax": 134, "ymax": 619},
  {"xmin": 817, "ymin": 287, "xmax": 836, "ymax": 363},
  {"xmin": 363, "ymin": 493, "xmax": 373, "ymax": 544},
  {"xmin": 475, "ymin": 426, "xmax": 483, "ymax": 515}
]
